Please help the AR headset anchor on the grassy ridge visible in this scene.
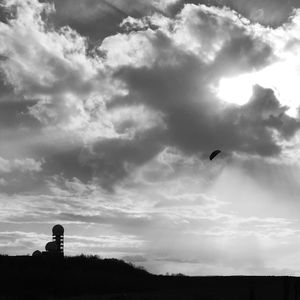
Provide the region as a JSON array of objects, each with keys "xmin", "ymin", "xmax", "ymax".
[
  {"xmin": 0, "ymin": 255, "xmax": 298, "ymax": 299},
  {"xmin": 0, "ymin": 254, "xmax": 151, "ymax": 298}
]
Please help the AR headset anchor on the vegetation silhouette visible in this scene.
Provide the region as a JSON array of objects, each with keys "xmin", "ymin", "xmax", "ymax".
[
  {"xmin": 0, "ymin": 254, "xmax": 299, "ymax": 299},
  {"xmin": 0, "ymin": 254, "xmax": 151, "ymax": 299}
]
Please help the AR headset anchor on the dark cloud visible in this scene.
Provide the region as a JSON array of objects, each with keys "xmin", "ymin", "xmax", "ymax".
[
  {"xmin": 0, "ymin": 75, "xmax": 40, "ymax": 129},
  {"xmin": 44, "ymin": 0, "xmax": 165, "ymax": 45},
  {"xmin": 45, "ymin": 0, "xmax": 300, "ymax": 40},
  {"xmin": 35, "ymin": 128, "xmax": 164, "ymax": 189},
  {"xmin": 0, "ymin": 100, "xmax": 40, "ymax": 129},
  {"xmin": 35, "ymin": 21, "xmax": 298, "ymax": 189},
  {"xmin": 42, "ymin": 147, "xmax": 94, "ymax": 183},
  {"xmin": 36, "ymin": 129, "xmax": 163, "ymax": 189},
  {"xmin": 85, "ymin": 128, "xmax": 165, "ymax": 188},
  {"xmin": 116, "ymin": 61, "xmax": 298, "ymax": 159},
  {"xmin": 170, "ymin": 0, "xmax": 300, "ymax": 27},
  {"xmin": 0, "ymin": 2, "xmax": 17, "ymax": 24},
  {"xmin": 110, "ymin": 30, "xmax": 297, "ymax": 161},
  {"xmin": 0, "ymin": 77, "xmax": 38, "ymax": 129},
  {"xmin": 0, "ymin": 74, "xmax": 15, "ymax": 98},
  {"xmin": 0, "ymin": 173, "xmax": 44, "ymax": 195},
  {"xmin": 241, "ymin": 85, "xmax": 300, "ymax": 139},
  {"xmin": 210, "ymin": 35, "xmax": 273, "ymax": 78},
  {"xmin": 45, "ymin": 0, "xmax": 124, "ymax": 44}
]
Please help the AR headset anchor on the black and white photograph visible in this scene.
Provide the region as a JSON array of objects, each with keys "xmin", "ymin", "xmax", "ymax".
[{"xmin": 1, "ymin": 0, "xmax": 300, "ymax": 299}]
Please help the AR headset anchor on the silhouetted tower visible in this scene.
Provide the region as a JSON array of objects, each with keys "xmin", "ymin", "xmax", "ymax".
[{"xmin": 52, "ymin": 224, "xmax": 64, "ymax": 256}]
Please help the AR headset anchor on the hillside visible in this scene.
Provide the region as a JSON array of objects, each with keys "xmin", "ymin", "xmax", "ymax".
[{"xmin": 0, "ymin": 255, "xmax": 299, "ymax": 299}]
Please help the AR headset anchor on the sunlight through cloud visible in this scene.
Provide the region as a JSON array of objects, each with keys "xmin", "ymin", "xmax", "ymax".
[{"xmin": 216, "ymin": 74, "xmax": 255, "ymax": 105}]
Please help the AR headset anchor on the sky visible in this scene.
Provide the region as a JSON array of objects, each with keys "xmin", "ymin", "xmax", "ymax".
[{"xmin": 1, "ymin": 0, "xmax": 300, "ymax": 276}]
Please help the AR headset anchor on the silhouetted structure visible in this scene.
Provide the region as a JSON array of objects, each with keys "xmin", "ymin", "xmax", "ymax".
[
  {"xmin": 32, "ymin": 224, "xmax": 64, "ymax": 257},
  {"xmin": 45, "ymin": 241, "xmax": 58, "ymax": 252},
  {"xmin": 32, "ymin": 250, "xmax": 42, "ymax": 257},
  {"xmin": 52, "ymin": 224, "xmax": 64, "ymax": 256}
]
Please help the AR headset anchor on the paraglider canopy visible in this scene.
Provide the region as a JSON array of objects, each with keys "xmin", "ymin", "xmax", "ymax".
[{"xmin": 209, "ymin": 150, "xmax": 221, "ymax": 160}]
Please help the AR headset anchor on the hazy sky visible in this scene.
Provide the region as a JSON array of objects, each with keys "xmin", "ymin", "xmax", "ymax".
[{"xmin": 1, "ymin": 0, "xmax": 300, "ymax": 276}]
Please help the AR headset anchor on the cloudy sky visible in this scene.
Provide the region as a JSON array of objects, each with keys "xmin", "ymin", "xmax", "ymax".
[{"xmin": 1, "ymin": 0, "xmax": 300, "ymax": 276}]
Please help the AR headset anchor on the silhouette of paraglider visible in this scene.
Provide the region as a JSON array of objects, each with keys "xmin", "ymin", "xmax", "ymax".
[{"xmin": 209, "ymin": 150, "xmax": 221, "ymax": 160}]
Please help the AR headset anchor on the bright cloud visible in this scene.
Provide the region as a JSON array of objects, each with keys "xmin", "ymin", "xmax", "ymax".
[{"xmin": 216, "ymin": 60, "xmax": 300, "ymax": 117}]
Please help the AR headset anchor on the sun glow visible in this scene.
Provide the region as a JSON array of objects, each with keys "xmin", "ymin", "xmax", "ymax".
[
  {"xmin": 253, "ymin": 61, "xmax": 300, "ymax": 118},
  {"xmin": 216, "ymin": 74, "xmax": 255, "ymax": 105},
  {"xmin": 216, "ymin": 60, "xmax": 300, "ymax": 117}
]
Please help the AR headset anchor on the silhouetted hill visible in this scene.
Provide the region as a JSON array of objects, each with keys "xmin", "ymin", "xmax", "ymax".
[
  {"xmin": 0, "ymin": 254, "xmax": 151, "ymax": 299},
  {"xmin": 0, "ymin": 254, "xmax": 299, "ymax": 299}
]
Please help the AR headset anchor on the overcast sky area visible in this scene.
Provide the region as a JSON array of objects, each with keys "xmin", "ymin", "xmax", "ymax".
[{"xmin": 1, "ymin": 0, "xmax": 300, "ymax": 276}]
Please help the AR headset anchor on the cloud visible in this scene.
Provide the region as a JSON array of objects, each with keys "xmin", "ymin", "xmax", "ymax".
[
  {"xmin": 171, "ymin": 0, "xmax": 300, "ymax": 28},
  {"xmin": 0, "ymin": 157, "xmax": 42, "ymax": 173},
  {"xmin": 113, "ymin": 62, "xmax": 297, "ymax": 159},
  {"xmin": 45, "ymin": 0, "xmax": 179, "ymax": 46},
  {"xmin": 0, "ymin": 0, "xmax": 117, "ymax": 139},
  {"xmin": 1, "ymin": 0, "xmax": 300, "ymax": 275},
  {"xmin": 1, "ymin": 0, "xmax": 300, "ymax": 192},
  {"xmin": 122, "ymin": 255, "xmax": 147, "ymax": 262}
]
